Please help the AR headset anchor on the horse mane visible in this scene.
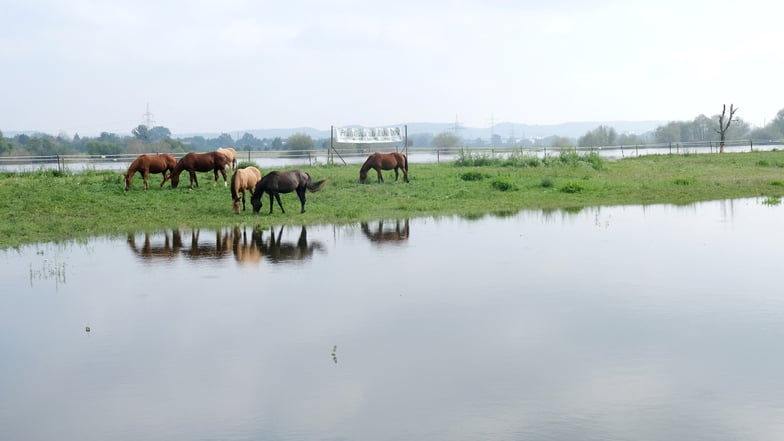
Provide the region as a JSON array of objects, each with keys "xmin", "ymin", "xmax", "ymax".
[{"xmin": 359, "ymin": 154, "xmax": 376, "ymax": 176}]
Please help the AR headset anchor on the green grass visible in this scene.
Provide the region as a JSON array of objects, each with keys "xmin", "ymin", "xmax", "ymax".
[{"xmin": 3, "ymin": 150, "xmax": 784, "ymax": 248}]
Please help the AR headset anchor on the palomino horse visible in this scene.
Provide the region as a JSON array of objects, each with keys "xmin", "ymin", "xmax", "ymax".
[
  {"xmin": 230, "ymin": 166, "xmax": 262, "ymax": 213},
  {"xmin": 170, "ymin": 151, "xmax": 230, "ymax": 189},
  {"xmin": 124, "ymin": 153, "xmax": 176, "ymax": 190},
  {"xmin": 250, "ymin": 170, "xmax": 327, "ymax": 214},
  {"xmin": 359, "ymin": 152, "xmax": 409, "ymax": 184},
  {"xmin": 216, "ymin": 147, "xmax": 238, "ymax": 171}
]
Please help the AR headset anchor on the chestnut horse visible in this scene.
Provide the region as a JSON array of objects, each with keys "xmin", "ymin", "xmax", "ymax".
[
  {"xmin": 250, "ymin": 170, "xmax": 327, "ymax": 214},
  {"xmin": 124, "ymin": 153, "xmax": 176, "ymax": 190},
  {"xmin": 230, "ymin": 166, "xmax": 262, "ymax": 213},
  {"xmin": 359, "ymin": 152, "xmax": 409, "ymax": 184},
  {"xmin": 170, "ymin": 152, "xmax": 230, "ymax": 189},
  {"xmin": 216, "ymin": 147, "xmax": 238, "ymax": 171}
]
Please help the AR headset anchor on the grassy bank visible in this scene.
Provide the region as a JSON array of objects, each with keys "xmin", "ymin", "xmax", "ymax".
[{"xmin": 2, "ymin": 150, "xmax": 784, "ymax": 248}]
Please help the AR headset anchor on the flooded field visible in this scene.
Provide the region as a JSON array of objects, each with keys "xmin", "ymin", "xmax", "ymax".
[{"xmin": 1, "ymin": 199, "xmax": 784, "ymax": 440}]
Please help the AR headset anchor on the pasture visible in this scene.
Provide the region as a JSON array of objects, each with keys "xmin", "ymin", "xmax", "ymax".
[{"xmin": 2, "ymin": 150, "xmax": 784, "ymax": 248}]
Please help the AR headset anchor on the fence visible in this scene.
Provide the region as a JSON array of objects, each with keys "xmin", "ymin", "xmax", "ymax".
[{"xmin": 1, "ymin": 139, "xmax": 783, "ymax": 172}]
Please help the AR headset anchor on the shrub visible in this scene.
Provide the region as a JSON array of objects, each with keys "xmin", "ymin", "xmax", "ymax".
[
  {"xmin": 460, "ymin": 171, "xmax": 486, "ymax": 181},
  {"xmin": 559, "ymin": 181, "xmax": 584, "ymax": 193},
  {"xmin": 491, "ymin": 178, "xmax": 515, "ymax": 191},
  {"xmin": 540, "ymin": 177, "xmax": 554, "ymax": 188},
  {"xmin": 673, "ymin": 177, "xmax": 695, "ymax": 186}
]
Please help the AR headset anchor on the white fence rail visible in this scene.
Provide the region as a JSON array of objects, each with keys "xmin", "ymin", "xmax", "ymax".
[{"xmin": 1, "ymin": 139, "xmax": 782, "ymax": 173}]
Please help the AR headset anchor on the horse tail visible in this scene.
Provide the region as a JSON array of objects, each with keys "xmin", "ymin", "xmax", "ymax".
[
  {"xmin": 403, "ymin": 153, "xmax": 408, "ymax": 172},
  {"xmin": 306, "ymin": 174, "xmax": 327, "ymax": 193}
]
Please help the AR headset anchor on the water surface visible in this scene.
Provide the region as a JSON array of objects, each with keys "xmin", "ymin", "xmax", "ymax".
[{"xmin": 2, "ymin": 199, "xmax": 784, "ymax": 440}]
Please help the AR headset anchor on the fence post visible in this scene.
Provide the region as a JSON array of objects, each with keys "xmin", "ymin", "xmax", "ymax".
[{"xmin": 750, "ymin": 139, "xmax": 753, "ymax": 152}]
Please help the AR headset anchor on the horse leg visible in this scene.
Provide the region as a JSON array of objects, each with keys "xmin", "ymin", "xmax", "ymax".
[
  {"xmin": 376, "ymin": 168, "xmax": 384, "ymax": 183},
  {"xmin": 220, "ymin": 168, "xmax": 227, "ymax": 187},
  {"xmin": 241, "ymin": 190, "xmax": 246, "ymax": 211},
  {"xmin": 297, "ymin": 187, "xmax": 307, "ymax": 213},
  {"xmin": 142, "ymin": 171, "xmax": 149, "ymax": 190},
  {"xmin": 403, "ymin": 167, "xmax": 409, "ymax": 183},
  {"xmin": 189, "ymin": 171, "xmax": 198, "ymax": 189},
  {"xmin": 268, "ymin": 193, "xmax": 276, "ymax": 214},
  {"xmin": 394, "ymin": 167, "xmax": 399, "ymax": 182},
  {"xmin": 274, "ymin": 193, "xmax": 285, "ymax": 214},
  {"xmin": 160, "ymin": 170, "xmax": 170, "ymax": 188}
]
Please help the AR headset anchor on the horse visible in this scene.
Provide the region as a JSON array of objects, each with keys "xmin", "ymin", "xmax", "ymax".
[
  {"xmin": 216, "ymin": 147, "xmax": 238, "ymax": 171},
  {"xmin": 124, "ymin": 153, "xmax": 176, "ymax": 190},
  {"xmin": 250, "ymin": 170, "xmax": 327, "ymax": 214},
  {"xmin": 359, "ymin": 152, "xmax": 409, "ymax": 184},
  {"xmin": 170, "ymin": 151, "xmax": 230, "ymax": 189},
  {"xmin": 230, "ymin": 166, "xmax": 262, "ymax": 214}
]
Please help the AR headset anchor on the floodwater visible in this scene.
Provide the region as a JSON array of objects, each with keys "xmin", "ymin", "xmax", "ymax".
[{"xmin": 2, "ymin": 199, "xmax": 784, "ymax": 441}]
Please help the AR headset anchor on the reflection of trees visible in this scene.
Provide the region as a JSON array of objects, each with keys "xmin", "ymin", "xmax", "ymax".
[
  {"xmin": 126, "ymin": 230, "xmax": 183, "ymax": 260},
  {"xmin": 361, "ymin": 219, "xmax": 409, "ymax": 244},
  {"xmin": 258, "ymin": 225, "xmax": 324, "ymax": 264}
]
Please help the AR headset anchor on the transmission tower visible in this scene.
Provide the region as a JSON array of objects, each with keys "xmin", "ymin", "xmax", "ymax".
[{"xmin": 142, "ymin": 103, "xmax": 156, "ymax": 127}]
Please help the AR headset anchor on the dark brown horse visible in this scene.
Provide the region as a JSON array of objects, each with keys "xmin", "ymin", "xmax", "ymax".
[
  {"xmin": 250, "ymin": 170, "xmax": 327, "ymax": 214},
  {"xmin": 359, "ymin": 152, "xmax": 409, "ymax": 184},
  {"xmin": 124, "ymin": 153, "xmax": 176, "ymax": 190},
  {"xmin": 230, "ymin": 166, "xmax": 262, "ymax": 213},
  {"xmin": 170, "ymin": 152, "xmax": 230, "ymax": 189}
]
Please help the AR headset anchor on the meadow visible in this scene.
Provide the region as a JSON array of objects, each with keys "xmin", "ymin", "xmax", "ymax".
[{"xmin": 2, "ymin": 150, "xmax": 784, "ymax": 249}]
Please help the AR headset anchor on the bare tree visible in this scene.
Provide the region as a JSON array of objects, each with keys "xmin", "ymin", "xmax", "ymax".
[{"xmin": 715, "ymin": 104, "xmax": 738, "ymax": 153}]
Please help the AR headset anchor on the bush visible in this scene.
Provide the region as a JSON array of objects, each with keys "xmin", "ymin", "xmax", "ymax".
[
  {"xmin": 491, "ymin": 178, "xmax": 515, "ymax": 191},
  {"xmin": 460, "ymin": 171, "xmax": 486, "ymax": 181},
  {"xmin": 559, "ymin": 181, "xmax": 584, "ymax": 193}
]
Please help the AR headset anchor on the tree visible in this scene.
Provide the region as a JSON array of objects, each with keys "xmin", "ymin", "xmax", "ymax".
[
  {"xmin": 431, "ymin": 131, "xmax": 460, "ymax": 148},
  {"xmin": 578, "ymin": 125, "xmax": 617, "ymax": 147},
  {"xmin": 271, "ymin": 137, "xmax": 283, "ymax": 150},
  {"xmin": 715, "ymin": 104, "xmax": 738, "ymax": 153},
  {"xmin": 132, "ymin": 125, "xmax": 151, "ymax": 142},
  {"xmin": 149, "ymin": 126, "xmax": 171, "ymax": 142},
  {"xmin": 0, "ymin": 130, "xmax": 12, "ymax": 155},
  {"xmin": 285, "ymin": 133, "xmax": 315, "ymax": 151}
]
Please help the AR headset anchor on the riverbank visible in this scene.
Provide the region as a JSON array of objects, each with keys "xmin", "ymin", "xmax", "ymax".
[{"xmin": 2, "ymin": 150, "xmax": 784, "ymax": 248}]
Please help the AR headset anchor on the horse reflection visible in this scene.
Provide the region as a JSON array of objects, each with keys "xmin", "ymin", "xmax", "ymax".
[
  {"xmin": 361, "ymin": 219, "xmax": 410, "ymax": 244},
  {"xmin": 127, "ymin": 230, "xmax": 183, "ymax": 260},
  {"xmin": 258, "ymin": 225, "xmax": 324, "ymax": 264},
  {"xmin": 231, "ymin": 226, "xmax": 263, "ymax": 266},
  {"xmin": 180, "ymin": 229, "xmax": 233, "ymax": 260}
]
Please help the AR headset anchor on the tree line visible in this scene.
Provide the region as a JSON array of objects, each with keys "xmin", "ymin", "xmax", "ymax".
[{"xmin": 3, "ymin": 107, "xmax": 784, "ymax": 157}]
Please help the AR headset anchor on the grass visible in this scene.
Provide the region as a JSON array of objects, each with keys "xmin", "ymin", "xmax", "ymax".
[{"xmin": 2, "ymin": 150, "xmax": 784, "ymax": 248}]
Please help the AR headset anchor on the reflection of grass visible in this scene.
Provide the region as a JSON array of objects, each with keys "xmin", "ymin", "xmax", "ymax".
[
  {"xmin": 763, "ymin": 196, "xmax": 781, "ymax": 206},
  {"xmin": 29, "ymin": 259, "xmax": 67, "ymax": 286}
]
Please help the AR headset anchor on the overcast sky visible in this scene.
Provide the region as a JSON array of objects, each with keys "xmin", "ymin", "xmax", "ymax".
[{"xmin": 2, "ymin": 0, "xmax": 781, "ymax": 136}]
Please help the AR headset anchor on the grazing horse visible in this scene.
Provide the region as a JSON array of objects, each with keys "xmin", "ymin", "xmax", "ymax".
[
  {"xmin": 170, "ymin": 151, "xmax": 230, "ymax": 189},
  {"xmin": 230, "ymin": 166, "xmax": 263, "ymax": 213},
  {"xmin": 250, "ymin": 170, "xmax": 327, "ymax": 214},
  {"xmin": 124, "ymin": 153, "xmax": 176, "ymax": 190},
  {"xmin": 216, "ymin": 147, "xmax": 238, "ymax": 171},
  {"xmin": 359, "ymin": 152, "xmax": 409, "ymax": 184}
]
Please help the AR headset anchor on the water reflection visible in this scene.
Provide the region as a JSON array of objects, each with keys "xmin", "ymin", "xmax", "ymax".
[
  {"xmin": 127, "ymin": 225, "xmax": 325, "ymax": 265},
  {"xmin": 259, "ymin": 225, "xmax": 325, "ymax": 264},
  {"xmin": 360, "ymin": 219, "xmax": 410, "ymax": 244},
  {"xmin": 5, "ymin": 199, "xmax": 784, "ymax": 441}
]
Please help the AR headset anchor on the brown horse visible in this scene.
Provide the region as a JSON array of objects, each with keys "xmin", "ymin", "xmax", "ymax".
[
  {"xmin": 124, "ymin": 153, "xmax": 176, "ymax": 190},
  {"xmin": 359, "ymin": 152, "xmax": 409, "ymax": 184},
  {"xmin": 170, "ymin": 152, "xmax": 230, "ymax": 189},
  {"xmin": 250, "ymin": 170, "xmax": 327, "ymax": 214},
  {"xmin": 216, "ymin": 147, "xmax": 238, "ymax": 171},
  {"xmin": 230, "ymin": 166, "xmax": 262, "ymax": 213}
]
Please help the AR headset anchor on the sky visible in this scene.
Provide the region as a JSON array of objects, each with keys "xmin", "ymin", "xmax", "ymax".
[{"xmin": 2, "ymin": 0, "xmax": 782, "ymax": 137}]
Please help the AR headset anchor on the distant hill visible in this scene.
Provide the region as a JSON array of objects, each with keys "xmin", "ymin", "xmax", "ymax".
[{"xmin": 176, "ymin": 121, "xmax": 665, "ymax": 141}]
